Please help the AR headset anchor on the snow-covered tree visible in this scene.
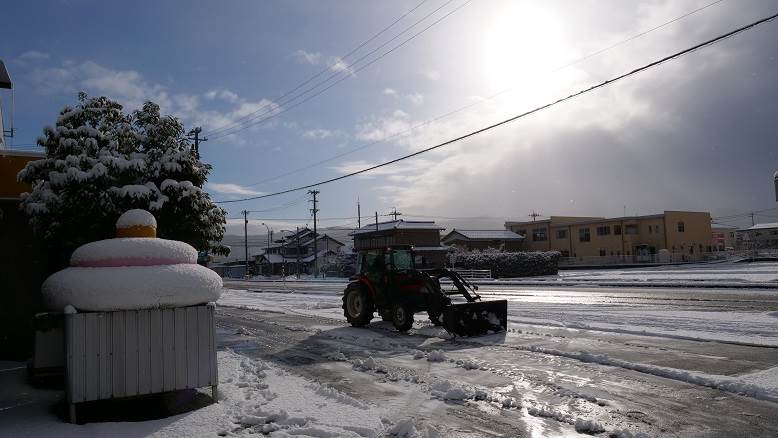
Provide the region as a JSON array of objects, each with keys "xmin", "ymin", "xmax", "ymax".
[{"xmin": 18, "ymin": 93, "xmax": 229, "ymax": 258}]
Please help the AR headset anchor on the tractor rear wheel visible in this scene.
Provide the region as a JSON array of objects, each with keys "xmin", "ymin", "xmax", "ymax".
[
  {"xmin": 391, "ymin": 303, "xmax": 414, "ymax": 332},
  {"xmin": 342, "ymin": 284, "xmax": 374, "ymax": 327}
]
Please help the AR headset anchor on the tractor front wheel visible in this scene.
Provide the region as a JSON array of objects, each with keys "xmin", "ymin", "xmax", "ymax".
[
  {"xmin": 391, "ymin": 303, "xmax": 414, "ymax": 332},
  {"xmin": 342, "ymin": 285, "xmax": 374, "ymax": 327},
  {"xmin": 427, "ymin": 310, "xmax": 443, "ymax": 326}
]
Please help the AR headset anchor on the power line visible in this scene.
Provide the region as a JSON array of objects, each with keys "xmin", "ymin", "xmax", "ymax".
[
  {"xmin": 209, "ymin": 0, "xmax": 471, "ymax": 140},
  {"xmin": 236, "ymin": 0, "xmax": 727, "ymax": 189},
  {"xmin": 214, "ymin": 11, "xmax": 778, "ymax": 204},
  {"xmin": 205, "ymin": 0, "xmax": 430, "ymax": 137}
]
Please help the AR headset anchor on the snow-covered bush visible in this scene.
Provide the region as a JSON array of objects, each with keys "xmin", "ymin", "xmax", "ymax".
[
  {"xmin": 18, "ymin": 93, "xmax": 228, "ymax": 261},
  {"xmin": 448, "ymin": 247, "xmax": 560, "ymax": 278}
]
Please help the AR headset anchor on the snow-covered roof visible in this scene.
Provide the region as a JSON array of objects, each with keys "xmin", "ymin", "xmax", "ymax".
[
  {"xmin": 711, "ymin": 223, "xmax": 738, "ymax": 230},
  {"xmin": 350, "ymin": 220, "xmax": 444, "ymax": 236},
  {"xmin": 743, "ymin": 222, "xmax": 778, "ymax": 231},
  {"xmin": 412, "ymin": 246, "xmax": 450, "ymax": 252},
  {"xmin": 444, "ymin": 229, "xmax": 524, "ymax": 241}
]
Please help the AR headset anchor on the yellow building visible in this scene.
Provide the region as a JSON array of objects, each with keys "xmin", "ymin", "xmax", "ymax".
[{"xmin": 505, "ymin": 211, "xmax": 712, "ymax": 260}]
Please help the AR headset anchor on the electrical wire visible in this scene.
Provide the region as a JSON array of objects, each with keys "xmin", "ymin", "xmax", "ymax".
[
  {"xmin": 236, "ymin": 0, "xmax": 728, "ymax": 188},
  {"xmin": 209, "ymin": 0, "xmax": 471, "ymax": 140},
  {"xmin": 214, "ymin": 11, "xmax": 778, "ymax": 204},
  {"xmin": 205, "ymin": 0, "xmax": 430, "ymax": 137}
]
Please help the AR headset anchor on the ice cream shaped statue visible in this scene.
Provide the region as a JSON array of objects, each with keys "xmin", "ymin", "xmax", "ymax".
[{"xmin": 42, "ymin": 209, "xmax": 222, "ymax": 311}]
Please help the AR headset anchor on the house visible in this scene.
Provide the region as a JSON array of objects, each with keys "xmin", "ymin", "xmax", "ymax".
[
  {"xmin": 441, "ymin": 229, "xmax": 524, "ymax": 251},
  {"xmin": 505, "ymin": 211, "xmax": 712, "ymax": 260},
  {"xmin": 737, "ymin": 223, "xmax": 778, "ymax": 250},
  {"xmin": 711, "ymin": 223, "xmax": 737, "ymax": 251},
  {"xmin": 350, "ymin": 220, "xmax": 448, "ymax": 268},
  {"xmin": 255, "ymin": 227, "xmax": 345, "ymax": 276}
]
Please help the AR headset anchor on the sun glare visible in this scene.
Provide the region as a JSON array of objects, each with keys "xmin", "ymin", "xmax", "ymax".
[{"xmin": 480, "ymin": 3, "xmax": 570, "ymax": 94}]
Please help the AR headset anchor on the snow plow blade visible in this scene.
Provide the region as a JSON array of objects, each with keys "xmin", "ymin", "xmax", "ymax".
[{"xmin": 442, "ymin": 299, "xmax": 508, "ymax": 336}]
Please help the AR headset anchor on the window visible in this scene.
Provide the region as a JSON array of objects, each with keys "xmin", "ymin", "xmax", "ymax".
[
  {"xmin": 532, "ymin": 228, "xmax": 547, "ymax": 242},
  {"xmin": 614, "ymin": 225, "xmax": 622, "ymax": 235},
  {"xmin": 579, "ymin": 228, "xmax": 591, "ymax": 242},
  {"xmin": 555, "ymin": 229, "xmax": 568, "ymax": 239},
  {"xmin": 596, "ymin": 226, "xmax": 611, "ymax": 236},
  {"xmin": 648, "ymin": 225, "xmax": 653, "ymax": 233},
  {"xmin": 599, "ymin": 249, "xmax": 606, "ymax": 256},
  {"xmin": 625, "ymin": 224, "xmax": 639, "ymax": 235},
  {"xmin": 677, "ymin": 221, "xmax": 685, "ymax": 232}
]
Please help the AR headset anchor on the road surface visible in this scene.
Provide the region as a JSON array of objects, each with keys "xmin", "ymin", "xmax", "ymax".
[{"xmin": 217, "ymin": 279, "xmax": 778, "ymax": 437}]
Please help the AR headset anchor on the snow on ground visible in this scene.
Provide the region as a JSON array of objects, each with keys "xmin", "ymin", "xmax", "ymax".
[
  {"xmin": 219, "ymin": 287, "xmax": 778, "ymax": 347},
  {"xmin": 505, "ymin": 261, "xmax": 778, "ymax": 285},
  {"xmin": 506, "ymin": 303, "xmax": 778, "ymax": 347},
  {"xmin": 0, "ymin": 351, "xmax": 428, "ymax": 437},
  {"xmin": 738, "ymin": 366, "xmax": 778, "ymax": 393}
]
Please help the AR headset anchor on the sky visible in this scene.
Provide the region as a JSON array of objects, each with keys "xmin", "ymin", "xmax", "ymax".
[{"xmin": 2, "ymin": 0, "xmax": 778, "ymax": 236}]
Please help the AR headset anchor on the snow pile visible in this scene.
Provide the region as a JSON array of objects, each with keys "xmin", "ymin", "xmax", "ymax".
[
  {"xmin": 456, "ymin": 358, "xmax": 483, "ymax": 370},
  {"xmin": 410, "ymin": 349, "xmax": 426, "ymax": 360},
  {"xmin": 70, "ymin": 238, "xmax": 197, "ymax": 267},
  {"xmin": 609, "ymin": 429, "xmax": 650, "ymax": 438},
  {"xmin": 43, "ymin": 264, "xmax": 222, "ymax": 311},
  {"xmin": 574, "ymin": 419, "xmax": 606, "ymax": 434},
  {"xmin": 353, "ymin": 356, "xmax": 388, "ymax": 374},
  {"xmin": 386, "ymin": 419, "xmax": 441, "ymax": 438},
  {"xmin": 426, "ymin": 350, "xmax": 447, "ymax": 362},
  {"xmin": 325, "ymin": 350, "xmax": 348, "ymax": 361},
  {"xmin": 737, "ymin": 366, "xmax": 778, "ymax": 393},
  {"xmin": 116, "ymin": 208, "xmax": 157, "ymax": 229},
  {"xmin": 41, "ymin": 209, "xmax": 222, "ymax": 311}
]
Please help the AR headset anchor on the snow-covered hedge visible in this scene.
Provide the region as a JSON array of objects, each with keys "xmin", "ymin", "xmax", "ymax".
[{"xmin": 448, "ymin": 248, "xmax": 560, "ymax": 278}]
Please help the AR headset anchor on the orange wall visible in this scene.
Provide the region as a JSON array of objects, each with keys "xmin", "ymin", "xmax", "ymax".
[{"xmin": 0, "ymin": 153, "xmax": 42, "ymax": 199}]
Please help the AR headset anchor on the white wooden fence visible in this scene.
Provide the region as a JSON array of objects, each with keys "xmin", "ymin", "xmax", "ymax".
[{"xmin": 65, "ymin": 304, "xmax": 218, "ymax": 423}]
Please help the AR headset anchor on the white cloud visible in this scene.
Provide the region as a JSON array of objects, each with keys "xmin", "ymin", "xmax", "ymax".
[
  {"xmin": 423, "ymin": 70, "xmax": 440, "ymax": 81},
  {"xmin": 302, "ymin": 128, "xmax": 335, "ymax": 140},
  {"xmin": 204, "ymin": 88, "xmax": 240, "ymax": 103},
  {"xmin": 206, "ymin": 183, "xmax": 264, "ymax": 196},
  {"xmin": 327, "ymin": 57, "xmax": 355, "ymax": 76},
  {"xmin": 26, "ymin": 59, "xmax": 282, "ymax": 145},
  {"xmin": 383, "ymin": 88, "xmax": 397, "ymax": 96},
  {"xmin": 292, "ymin": 49, "xmax": 322, "ymax": 65},
  {"xmin": 17, "ymin": 50, "xmax": 50, "ymax": 63},
  {"xmin": 405, "ymin": 92, "xmax": 424, "ymax": 105}
]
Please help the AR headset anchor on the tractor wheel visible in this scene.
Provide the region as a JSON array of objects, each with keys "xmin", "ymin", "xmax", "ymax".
[
  {"xmin": 342, "ymin": 285, "xmax": 374, "ymax": 327},
  {"xmin": 427, "ymin": 310, "xmax": 443, "ymax": 326},
  {"xmin": 391, "ymin": 303, "xmax": 414, "ymax": 332}
]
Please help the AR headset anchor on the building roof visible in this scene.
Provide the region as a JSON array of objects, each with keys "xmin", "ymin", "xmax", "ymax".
[
  {"xmin": 0, "ymin": 61, "xmax": 11, "ymax": 89},
  {"xmin": 444, "ymin": 229, "xmax": 524, "ymax": 241},
  {"xmin": 742, "ymin": 222, "xmax": 778, "ymax": 231},
  {"xmin": 711, "ymin": 223, "xmax": 738, "ymax": 230},
  {"xmin": 350, "ymin": 219, "xmax": 445, "ymax": 236}
]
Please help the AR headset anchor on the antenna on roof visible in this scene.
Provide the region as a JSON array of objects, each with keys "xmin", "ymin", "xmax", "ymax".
[
  {"xmin": 389, "ymin": 207, "xmax": 403, "ymax": 221},
  {"xmin": 528, "ymin": 211, "xmax": 542, "ymax": 222}
]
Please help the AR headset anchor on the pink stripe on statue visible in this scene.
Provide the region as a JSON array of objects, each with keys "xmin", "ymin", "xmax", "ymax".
[{"xmin": 73, "ymin": 257, "xmax": 194, "ymax": 267}]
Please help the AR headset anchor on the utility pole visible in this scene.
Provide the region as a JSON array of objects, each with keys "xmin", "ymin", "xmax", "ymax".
[
  {"xmin": 751, "ymin": 212, "xmax": 756, "ymax": 226},
  {"xmin": 187, "ymin": 127, "xmax": 207, "ymax": 159},
  {"xmin": 389, "ymin": 207, "xmax": 403, "ymax": 221},
  {"xmin": 375, "ymin": 211, "xmax": 379, "ymax": 231},
  {"xmin": 529, "ymin": 211, "xmax": 541, "ymax": 222},
  {"xmin": 309, "ymin": 190, "xmax": 320, "ymax": 278},
  {"xmin": 242, "ymin": 210, "xmax": 249, "ymax": 278},
  {"xmin": 296, "ymin": 226, "xmax": 301, "ymax": 279},
  {"xmin": 357, "ymin": 198, "xmax": 361, "ymax": 228}
]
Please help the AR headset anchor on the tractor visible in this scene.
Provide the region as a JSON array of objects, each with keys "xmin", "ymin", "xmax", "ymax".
[{"xmin": 342, "ymin": 246, "xmax": 507, "ymax": 336}]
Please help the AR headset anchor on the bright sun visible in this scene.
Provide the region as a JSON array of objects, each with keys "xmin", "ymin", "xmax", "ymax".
[{"xmin": 480, "ymin": 3, "xmax": 570, "ymax": 93}]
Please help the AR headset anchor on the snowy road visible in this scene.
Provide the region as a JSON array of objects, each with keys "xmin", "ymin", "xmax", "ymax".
[{"xmin": 216, "ymin": 280, "xmax": 778, "ymax": 437}]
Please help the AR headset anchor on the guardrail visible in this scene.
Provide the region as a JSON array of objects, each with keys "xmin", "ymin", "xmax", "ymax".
[{"xmin": 451, "ymin": 269, "xmax": 493, "ymax": 279}]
